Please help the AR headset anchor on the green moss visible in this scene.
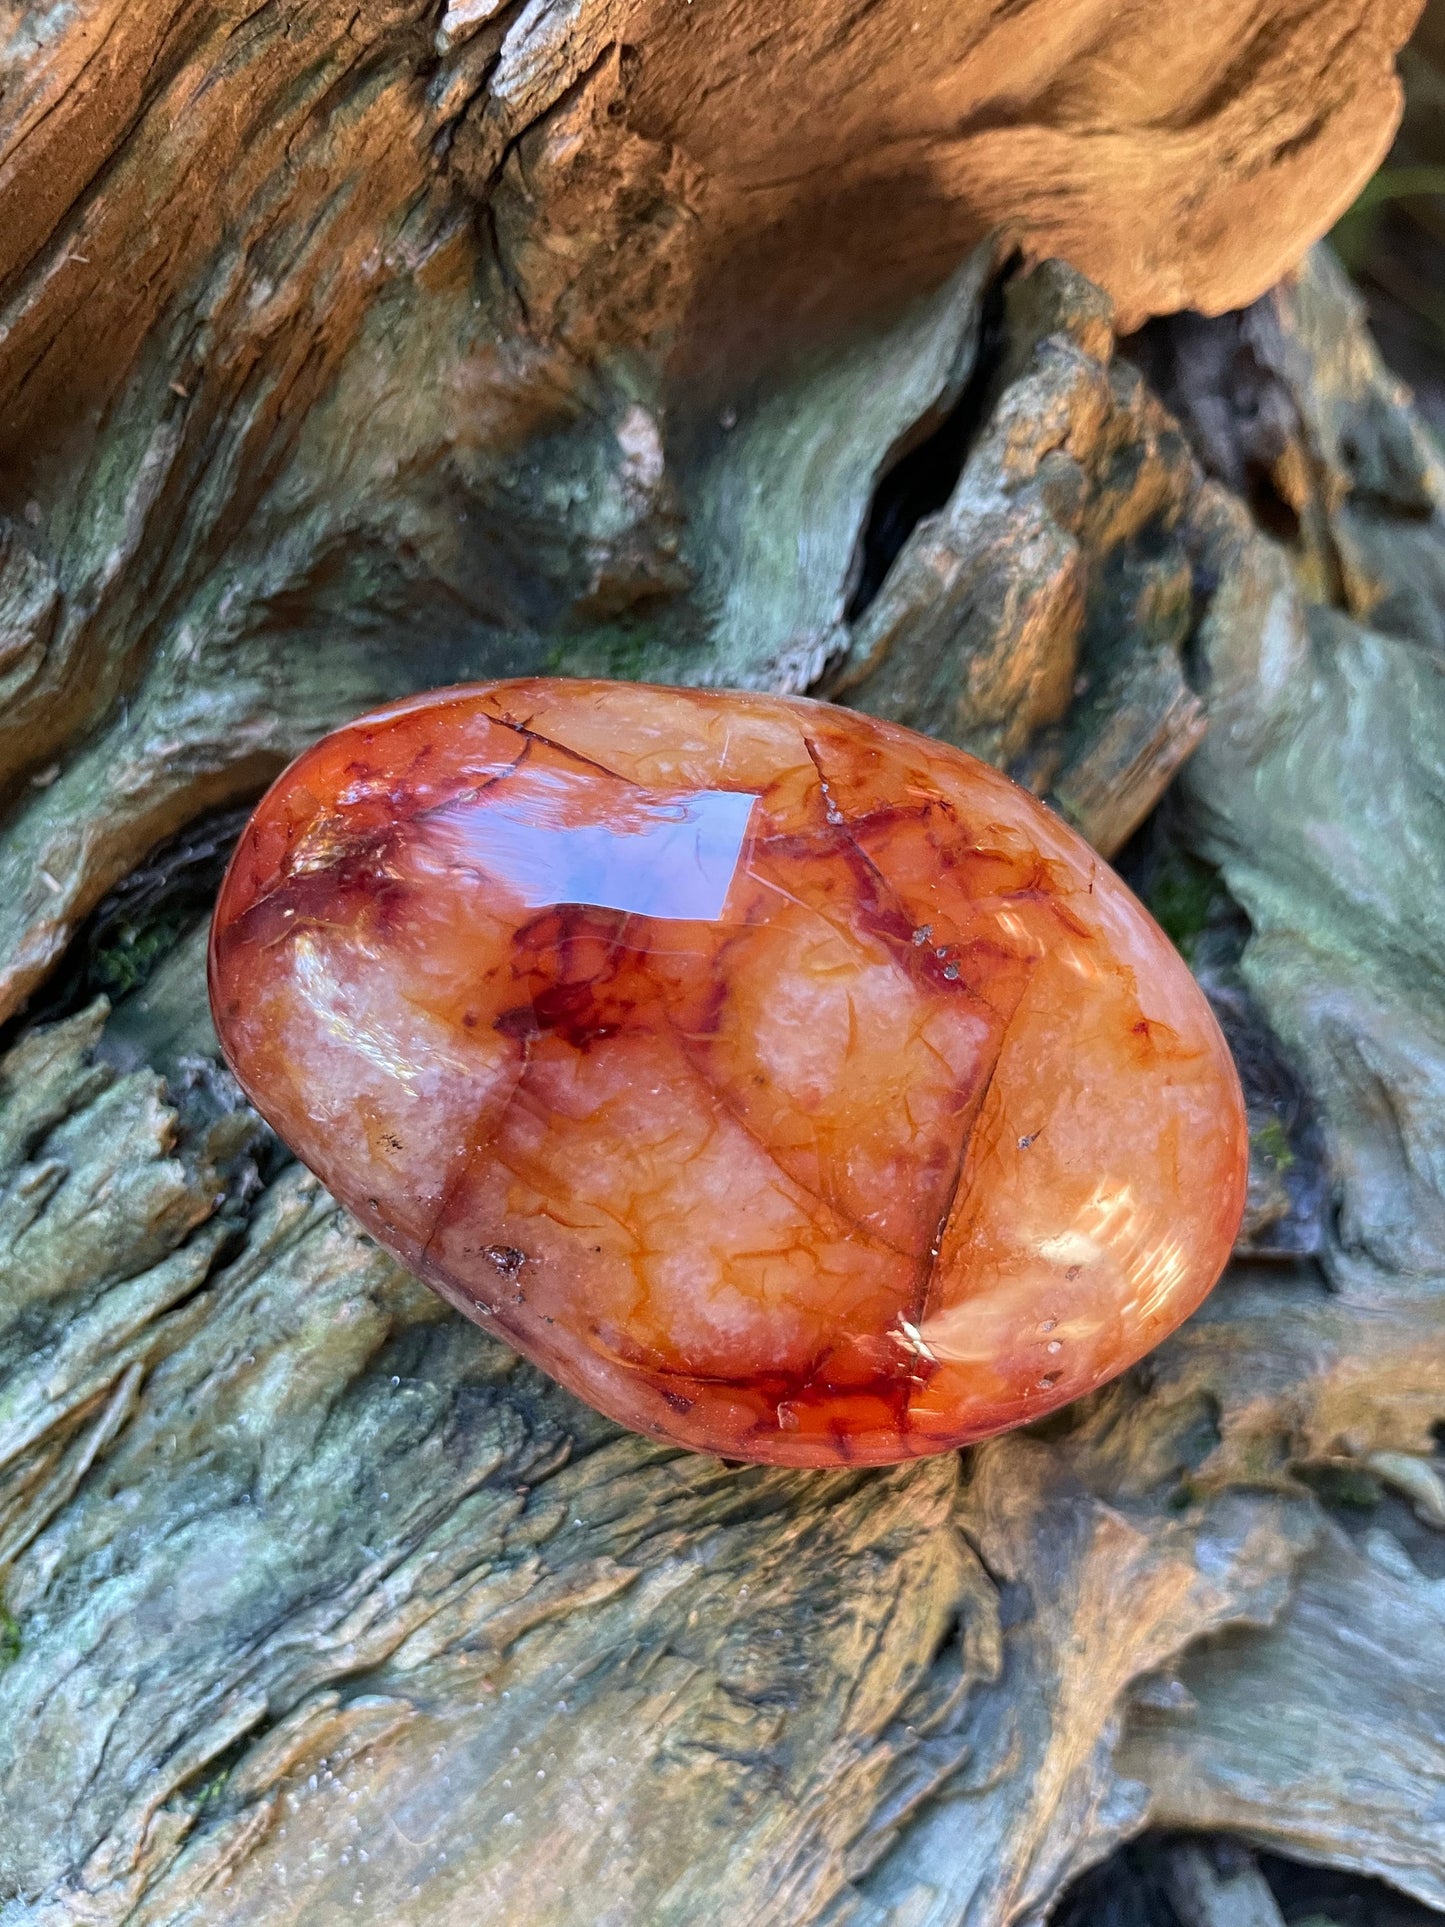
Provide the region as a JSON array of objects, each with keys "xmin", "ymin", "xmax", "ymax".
[
  {"xmin": 1142, "ymin": 848, "xmax": 1223, "ymax": 962},
  {"xmin": 192, "ymin": 1765, "xmax": 231, "ymax": 1813},
  {"xmin": 89, "ymin": 909, "xmax": 195, "ymax": 999},
  {"xmin": 583, "ymin": 633, "xmax": 657, "ymax": 682},
  {"xmin": 0, "ymin": 1607, "xmax": 20, "ymax": 1668},
  {"xmin": 1251, "ymin": 1116, "xmax": 1295, "ymax": 1174}
]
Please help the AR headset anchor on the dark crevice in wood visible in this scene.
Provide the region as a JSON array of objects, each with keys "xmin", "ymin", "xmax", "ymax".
[
  {"xmin": 844, "ymin": 264, "xmax": 1012, "ymax": 622},
  {"xmin": 0, "ymin": 801, "xmax": 257, "ymax": 1051},
  {"xmin": 1052, "ymin": 1833, "xmax": 1445, "ymax": 1927}
]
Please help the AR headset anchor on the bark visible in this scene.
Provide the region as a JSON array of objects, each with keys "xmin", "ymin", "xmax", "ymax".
[{"xmin": 1, "ymin": 4, "xmax": 1443, "ymax": 1924}]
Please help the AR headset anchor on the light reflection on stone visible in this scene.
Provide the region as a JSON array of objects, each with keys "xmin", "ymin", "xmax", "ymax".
[{"xmin": 211, "ymin": 679, "xmax": 1248, "ymax": 1466}]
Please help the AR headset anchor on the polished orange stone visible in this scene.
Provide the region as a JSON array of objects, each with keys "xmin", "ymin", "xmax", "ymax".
[{"xmin": 209, "ymin": 680, "xmax": 1247, "ymax": 1465}]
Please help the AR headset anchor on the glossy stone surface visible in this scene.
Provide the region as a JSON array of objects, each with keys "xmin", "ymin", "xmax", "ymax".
[{"xmin": 210, "ymin": 680, "xmax": 1247, "ymax": 1465}]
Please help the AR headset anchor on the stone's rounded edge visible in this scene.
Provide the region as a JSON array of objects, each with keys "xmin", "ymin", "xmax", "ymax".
[
  {"xmin": 409, "ymin": 1262, "xmax": 938, "ymax": 1468},
  {"xmin": 209, "ymin": 678, "xmax": 1250, "ymax": 1468},
  {"xmin": 413, "ymin": 1258, "xmax": 1066, "ymax": 1468}
]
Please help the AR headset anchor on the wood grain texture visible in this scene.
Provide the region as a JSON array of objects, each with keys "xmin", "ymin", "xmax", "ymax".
[
  {"xmin": 0, "ymin": 249, "xmax": 1443, "ymax": 1924},
  {"xmin": 0, "ymin": 1, "xmax": 1441, "ymax": 1919}
]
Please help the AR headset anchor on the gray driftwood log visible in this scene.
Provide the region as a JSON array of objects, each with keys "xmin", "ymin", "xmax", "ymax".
[{"xmin": 1, "ymin": 3, "xmax": 1443, "ymax": 1923}]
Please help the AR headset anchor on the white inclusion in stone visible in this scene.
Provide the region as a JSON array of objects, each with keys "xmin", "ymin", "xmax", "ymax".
[{"xmin": 895, "ymin": 1318, "xmax": 938, "ymax": 1364}]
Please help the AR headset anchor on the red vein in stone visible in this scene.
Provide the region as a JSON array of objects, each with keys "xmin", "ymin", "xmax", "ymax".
[{"xmin": 487, "ymin": 710, "xmax": 645, "ymax": 788}]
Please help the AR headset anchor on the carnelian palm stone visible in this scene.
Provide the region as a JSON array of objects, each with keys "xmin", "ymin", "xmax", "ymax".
[{"xmin": 210, "ymin": 679, "xmax": 1247, "ymax": 1466}]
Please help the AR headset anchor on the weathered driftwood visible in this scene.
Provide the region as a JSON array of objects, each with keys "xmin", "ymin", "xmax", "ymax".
[
  {"xmin": 1, "ymin": 2, "xmax": 1444, "ymax": 1923},
  {"xmin": 1, "ymin": 244, "xmax": 1443, "ymax": 1926}
]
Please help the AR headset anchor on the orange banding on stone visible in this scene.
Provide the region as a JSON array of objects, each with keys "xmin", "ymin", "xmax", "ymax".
[{"xmin": 211, "ymin": 680, "xmax": 1246, "ymax": 1465}]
